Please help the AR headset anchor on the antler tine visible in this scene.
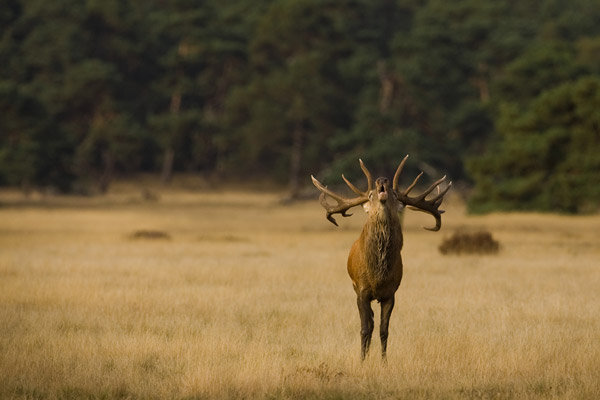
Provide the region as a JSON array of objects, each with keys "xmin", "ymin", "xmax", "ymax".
[
  {"xmin": 342, "ymin": 174, "xmax": 364, "ymax": 196},
  {"xmin": 311, "ymin": 175, "xmax": 346, "ymax": 202},
  {"xmin": 432, "ymin": 181, "xmax": 452, "ymax": 202},
  {"xmin": 393, "ymin": 159, "xmax": 452, "ymax": 231},
  {"xmin": 397, "ymin": 179, "xmax": 451, "ymax": 231},
  {"xmin": 403, "ymin": 172, "xmax": 423, "ymax": 195},
  {"xmin": 359, "ymin": 159, "xmax": 373, "ymax": 192},
  {"xmin": 405, "ymin": 205, "xmax": 443, "ymax": 231},
  {"xmin": 423, "ymin": 211, "xmax": 442, "ymax": 231},
  {"xmin": 416, "ymin": 175, "xmax": 447, "ymax": 200},
  {"xmin": 392, "ymin": 154, "xmax": 409, "ymax": 191},
  {"xmin": 311, "ymin": 174, "xmax": 369, "ymax": 226},
  {"xmin": 318, "ymin": 193, "xmax": 352, "ymax": 226}
]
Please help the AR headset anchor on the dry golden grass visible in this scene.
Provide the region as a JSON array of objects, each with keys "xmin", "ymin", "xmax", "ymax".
[{"xmin": 1, "ymin": 185, "xmax": 599, "ymax": 399}]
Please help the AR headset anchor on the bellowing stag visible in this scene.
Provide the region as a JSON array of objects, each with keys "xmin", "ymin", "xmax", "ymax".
[{"xmin": 311, "ymin": 156, "xmax": 451, "ymax": 360}]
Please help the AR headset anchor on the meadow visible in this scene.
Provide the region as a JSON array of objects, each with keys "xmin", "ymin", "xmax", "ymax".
[{"xmin": 0, "ymin": 183, "xmax": 599, "ymax": 399}]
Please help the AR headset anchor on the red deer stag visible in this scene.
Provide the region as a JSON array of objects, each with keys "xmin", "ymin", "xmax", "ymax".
[{"xmin": 311, "ymin": 156, "xmax": 451, "ymax": 360}]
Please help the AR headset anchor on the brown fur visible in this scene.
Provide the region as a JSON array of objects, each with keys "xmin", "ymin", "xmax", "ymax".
[
  {"xmin": 345, "ymin": 177, "xmax": 405, "ymax": 360},
  {"xmin": 348, "ymin": 204, "xmax": 403, "ymax": 301},
  {"xmin": 312, "ymin": 159, "xmax": 449, "ymax": 360}
]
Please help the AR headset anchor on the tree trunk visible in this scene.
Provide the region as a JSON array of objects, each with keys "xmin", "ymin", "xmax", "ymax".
[
  {"xmin": 288, "ymin": 124, "xmax": 304, "ymax": 199},
  {"xmin": 161, "ymin": 93, "xmax": 181, "ymax": 184},
  {"xmin": 160, "ymin": 148, "xmax": 175, "ymax": 184},
  {"xmin": 21, "ymin": 180, "xmax": 32, "ymax": 197},
  {"xmin": 99, "ymin": 150, "xmax": 114, "ymax": 194},
  {"xmin": 473, "ymin": 63, "xmax": 490, "ymax": 103},
  {"xmin": 472, "ymin": 77, "xmax": 490, "ymax": 103},
  {"xmin": 377, "ymin": 60, "xmax": 395, "ymax": 113}
]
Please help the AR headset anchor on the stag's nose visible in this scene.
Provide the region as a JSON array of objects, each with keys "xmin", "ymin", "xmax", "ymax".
[
  {"xmin": 376, "ymin": 177, "xmax": 389, "ymax": 202},
  {"xmin": 376, "ymin": 177, "xmax": 389, "ymax": 186},
  {"xmin": 376, "ymin": 177, "xmax": 389, "ymax": 190}
]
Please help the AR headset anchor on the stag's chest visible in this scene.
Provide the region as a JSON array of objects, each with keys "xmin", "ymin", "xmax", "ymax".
[{"xmin": 363, "ymin": 214, "xmax": 403, "ymax": 278}]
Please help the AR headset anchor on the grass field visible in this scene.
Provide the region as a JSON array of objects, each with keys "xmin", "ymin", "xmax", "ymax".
[{"xmin": 1, "ymin": 184, "xmax": 599, "ymax": 399}]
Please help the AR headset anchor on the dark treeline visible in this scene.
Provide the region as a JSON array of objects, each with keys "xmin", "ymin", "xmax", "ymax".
[{"xmin": 1, "ymin": 0, "xmax": 599, "ymax": 212}]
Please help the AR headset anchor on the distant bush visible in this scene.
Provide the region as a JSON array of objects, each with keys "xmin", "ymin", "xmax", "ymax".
[
  {"xmin": 439, "ymin": 230, "xmax": 499, "ymax": 255},
  {"xmin": 129, "ymin": 230, "xmax": 171, "ymax": 240}
]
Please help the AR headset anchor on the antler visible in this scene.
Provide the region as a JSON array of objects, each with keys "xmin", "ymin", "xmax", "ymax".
[
  {"xmin": 393, "ymin": 155, "xmax": 452, "ymax": 231},
  {"xmin": 311, "ymin": 159, "xmax": 373, "ymax": 226}
]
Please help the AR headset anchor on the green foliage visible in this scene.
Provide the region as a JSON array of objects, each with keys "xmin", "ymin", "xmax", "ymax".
[
  {"xmin": 0, "ymin": 80, "xmax": 75, "ymax": 191},
  {"xmin": 493, "ymin": 42, "xmax": 586, "ymax": 104},
  {"xmin": 468, "ymin": 77, "xmax": 600, "ymax": 213},
  {"xmin": 224, "ymin": 0, "xmax": 358, "ymax": 182},
  {"xmin": 0, "ymin": 0, "xmax": 599, "ymax": 211}
]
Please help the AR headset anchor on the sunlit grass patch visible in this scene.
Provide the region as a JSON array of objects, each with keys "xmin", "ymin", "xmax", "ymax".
[{"xmin": 0, "ymin": 189, "xmax": 599, "ymax": 399}]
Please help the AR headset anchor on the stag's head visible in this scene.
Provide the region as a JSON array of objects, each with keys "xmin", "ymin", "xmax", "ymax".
[
  {"xmin": 362, "ymin": 177, "xmax": 400, "ymax": 215},
  {"xmin": 311, "ymin": 156, "xmax": 451, "ymax": 230}
]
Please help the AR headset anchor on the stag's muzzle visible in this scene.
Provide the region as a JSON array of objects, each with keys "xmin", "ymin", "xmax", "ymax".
[{"xmin": 376, "ymin": 178, "xmax": 389, "ymax": 202}]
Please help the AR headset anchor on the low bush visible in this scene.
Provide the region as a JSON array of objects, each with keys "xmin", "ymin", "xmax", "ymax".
[{"xmin": 439, "ymin": 230, "xmax": 499, "ymax": 255}]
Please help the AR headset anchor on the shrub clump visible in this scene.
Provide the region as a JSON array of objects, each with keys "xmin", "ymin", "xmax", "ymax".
[
  {"xmin": 439, "ymin": 230, "xmax": 499, "ymax": 255},
  {"xmin": 129, "ymin": 230, "xmax": 171, "ymax": 240}
]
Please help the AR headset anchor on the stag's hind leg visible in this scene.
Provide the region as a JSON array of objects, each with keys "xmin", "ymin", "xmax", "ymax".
[
  {"xmin": 357, "ymin": 295, "xmax": 374, "ymax": 360},
  {"xmin": 379, "ymin": 296, "xmax": 395, "ymax": 360}
]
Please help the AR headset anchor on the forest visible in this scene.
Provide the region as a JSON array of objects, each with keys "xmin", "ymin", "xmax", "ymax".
[{"xmin": 1, "ymin": 0, "xmax": 599, "ymax": 213}]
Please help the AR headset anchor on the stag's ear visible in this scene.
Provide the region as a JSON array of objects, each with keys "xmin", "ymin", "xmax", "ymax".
[
  {"xmin": 362, "ymin": 202, "xmax": 371, "ymax": 213},
  {"xmin": 396, "ymin": 201, "xmax": 405, "ymax": 213}
]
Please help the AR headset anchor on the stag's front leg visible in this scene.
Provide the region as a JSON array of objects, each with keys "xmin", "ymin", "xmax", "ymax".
[
  {"xmin": 379, "ymin": 296, "xmax": 395, "ymax": 360},
  {"xmin": 357, "ymin": 295, "xmax": 374, "ymax": 360}
]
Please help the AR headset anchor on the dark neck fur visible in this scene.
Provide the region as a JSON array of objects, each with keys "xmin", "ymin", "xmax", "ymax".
[{"xmin": 363, "ymin": 206, "xmax": 403, "ymax": 282}]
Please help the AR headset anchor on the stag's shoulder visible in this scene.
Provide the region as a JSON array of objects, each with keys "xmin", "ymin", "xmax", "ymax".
[{"xmin": 347, "ymin": 236, "xmax": 366, "ymax": 283}]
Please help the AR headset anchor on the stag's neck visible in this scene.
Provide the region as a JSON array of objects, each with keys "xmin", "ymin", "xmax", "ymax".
[{"xmin": 362, "ymin": 207, "xmax": 403, "ymax": 281}]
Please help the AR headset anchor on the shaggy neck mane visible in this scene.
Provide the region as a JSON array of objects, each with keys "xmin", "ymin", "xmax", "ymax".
[{"xmin": 363, "ymin": 206, "xmax": 402, "ymax": 283}]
